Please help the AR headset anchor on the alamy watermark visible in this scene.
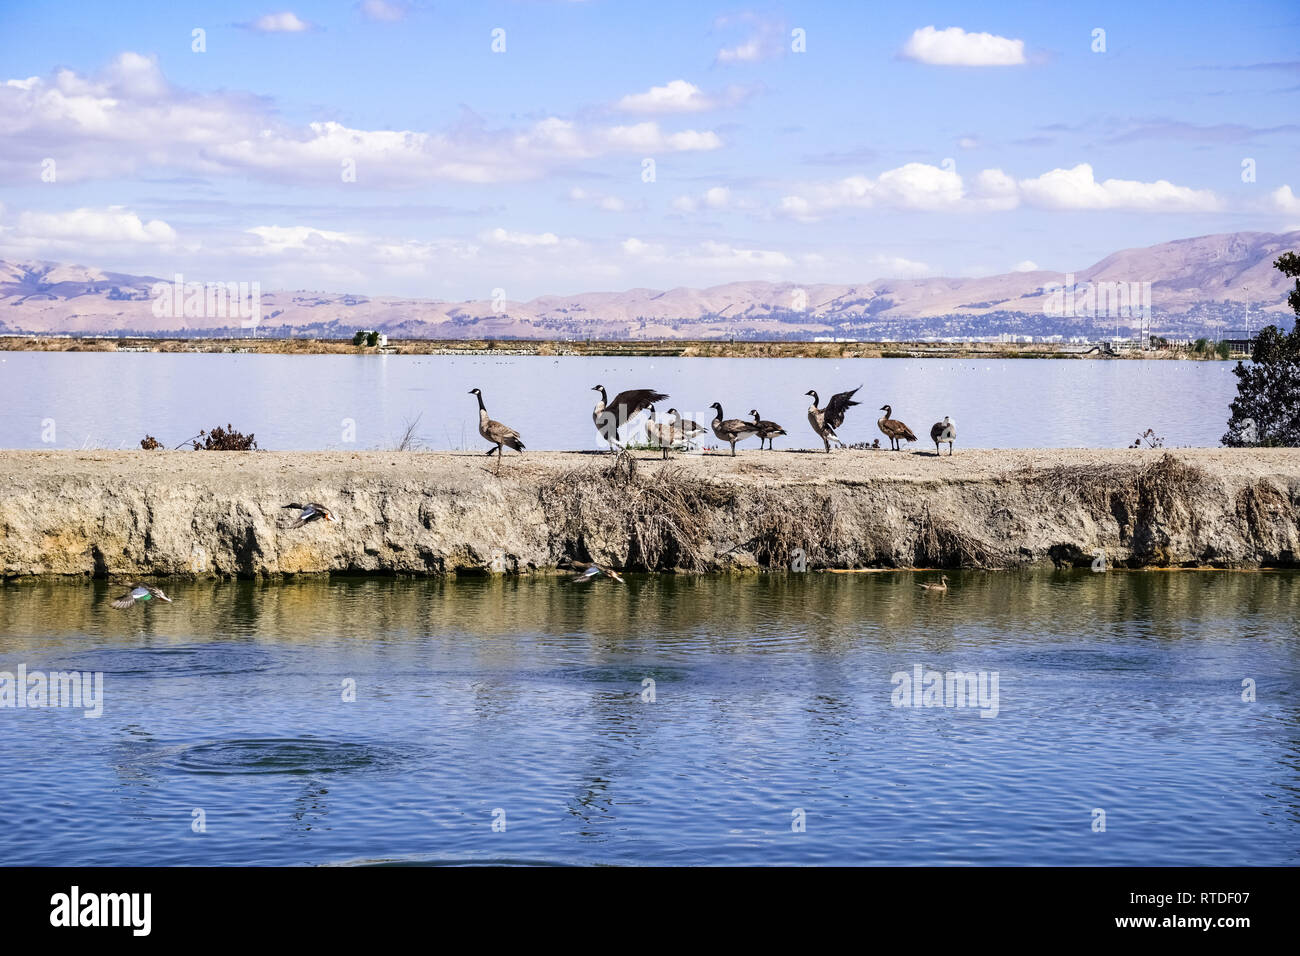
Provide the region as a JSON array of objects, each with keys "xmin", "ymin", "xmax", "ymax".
[
  {"xmin": 0, "ymin": 665, "xmax": 104, "ymax": 718},
  {"xmin": 1042, "ymin": 273, "xmax": 1151, "ymax": 322},
  {"xmin": 891, "ymin": 664, "xmax": 999, "ymax": 718},
  {"xmin": 151, "ymin": 274, "xmax": 262, "ymax": 329}
]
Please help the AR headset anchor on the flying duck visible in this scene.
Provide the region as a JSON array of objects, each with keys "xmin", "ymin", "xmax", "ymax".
[
  {"xmin": 749, "ymin": 409, "xmax": 787, "ymax": 450},
  {"xmin": 806, "ymin": 386, "xmax": 861, "ymax": 453},
  {"xmin": 709, "ymin": 402, "xmax": 758, "ymax": 456},
  {"xmin": 560, "ymin": 558, "xmax": 626, "ymax": 583},
  {"xmin": 878, "ymin": 405, "xmax": 918, "ymax": 451},
  {"xmin": 592, "ymin": 385, "xmax": 668, "ymax": 447},
  {"xmin": 918, "ymin": 575, "xmax": 949, "ymax": 591},
  {"xmin": 110, "ymin": 582, "xmax": 173, "ymax": 609},
  {"xmin": 469, "ymin": 388, "xmax": 525, "ymax": 470},
  {"xmin": 283, "ymin": 502, "xmax": 337, "ymax": 528},
  {"xmin": 930, "ymin": 416, "xmax": 956, "ymax": 456}
]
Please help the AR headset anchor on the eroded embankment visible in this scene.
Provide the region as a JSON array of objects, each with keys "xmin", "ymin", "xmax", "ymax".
[{"xmin": 1, "ymin": 448, "xmax": 1298, "ymax": 577}]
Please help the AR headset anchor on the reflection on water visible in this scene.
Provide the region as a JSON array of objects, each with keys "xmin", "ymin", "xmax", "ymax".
[
  {"xmin": 0, "ymin": 571, "xmax": 1296, "ymax": 865},
  {"xmin": 0, "ymin": 352, "xmax": 1241, "ymax": 449}
]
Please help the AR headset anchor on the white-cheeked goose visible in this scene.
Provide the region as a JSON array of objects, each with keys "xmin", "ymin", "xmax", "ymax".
[
  {"xmin": 878, "ymin": 405, "xmax": 918, "ymax": 451},
  {"xmin": 806, "ymin": 386, "xmax": 861, "ymax": 453},
  {"xmin": 749, "ymin": 409, "xmax": 787, "ymax": 450},
  {"xmin": 592, "ymin": 385, "xmax": 668, "ymax": 447},
  {"xmin": 469, "ymin": 388, "xmax": 525, "ymax": 471},
  {"xmin": 930, "ymin": 416, "xmax": 956, "ymax": 456},
  {"xmin": 709, "ymin": 402, "xmax": 758, "ymax": 456}
]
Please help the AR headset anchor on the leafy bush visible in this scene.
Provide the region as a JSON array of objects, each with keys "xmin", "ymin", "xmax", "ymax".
[
  {"xmin": 190, "ymin": 424, "xmax": 259, "ymax": 451},
  {"xmin": 139, "ymin": 435, "xmax": 162, "ymax": 450},
  {"xmin": 352, "ymin": 330, "xmax": 367, "ymax": 346}
]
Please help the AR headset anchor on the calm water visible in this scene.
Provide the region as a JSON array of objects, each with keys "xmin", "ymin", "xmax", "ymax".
[
  {"xmin": 0, "ymin": 352, "xmax": 1241, "ymax": 450},
  {"xmin": 0, "ymin": 572, "xmax": 1295, "ymax": 866}
]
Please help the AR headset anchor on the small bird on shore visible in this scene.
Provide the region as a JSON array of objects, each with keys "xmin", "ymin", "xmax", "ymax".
[
  {"xmin": 668, "ymin": 408, "xmax": 707, "ymax": 449},
  {"xmin": 749, "ymin": 409, "xmax": 787, "ymax": 450},
  {"xmin": 560, "ymin": 558, "xmax": 625, "ymax": 583},
  {"xmin": 930, "ymin": 416, "xmax": 956, "ymax": 456},
  {"xmin": 469, "ymin": 387, "xmax": 525, "ymax": 471},
  {"xmin": 918, "ymin": 575, "xmax": 949, "ymax": 592},
  {"xmin": 878, "ymin": 405, "xmax": 918, "ymax": 451},
  {"xmin": 806, "ymin": 386, "xmax": 861, "ymax": 453},
  {"xmin": 709, "ymin": 402, "xmax": 758, "ymax": 456},
  {"xmin": 110, "ymin": 582, "xmax": 173, "ymax": 609},
  {"xmin": 283, "ymin": 502, "xmax": 337, "ymax": 528},
  {"xmin": 592, "ymin": 385, "xmax": 668, "ymax": 447}
]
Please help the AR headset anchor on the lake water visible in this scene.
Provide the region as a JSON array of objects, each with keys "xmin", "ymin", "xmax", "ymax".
[
  {"xmin": 0, "ymin": 352, "xmax": 1242, "ymax": 450},
  {"xmin": 0, "ymin": 571, "xmax": 1295, "ymax": 866}
]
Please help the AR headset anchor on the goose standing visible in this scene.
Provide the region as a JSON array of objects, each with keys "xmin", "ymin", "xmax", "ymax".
[
  {"xmin": 918, "ymin": 575, "xmax": 949, "ymax": 592},
  {"xmin": 748, "ymin": 409, "xmax": 787, "ymax": 450},
  {"xmin": 646, "ymin": 406, "xmax": 680, "ymax": 459},
  {"xmin": 877, "ymin": 405, "xmax": 918, "ymax": 451},
  {"xmin": 283, "ymin": 502, "xmax": 337, "ymax": 528},
  {"xmin": 668, "ymin": 408, "xmax": 707, "ymax": 450},
  {"xmin": 469, "ymin": 387, "xmax": 525, "ymax": 471},
  {"xmin": 930, "ymin": 416, "xmax": 956, "ymax": 456},
  {"xmin": 592, "ymin": 385, "xmax": 668, "ymax": 447},
  {"xmin": 806, "ymin": 386, "xmax": 861, "ymax": 453},
  {"xmin": 708, "ymin": 402, "xmax": 758, "ymax": 456},
  {"xmin": 110, "ymin": 581, "xmax": 173, "ymax": 609}
]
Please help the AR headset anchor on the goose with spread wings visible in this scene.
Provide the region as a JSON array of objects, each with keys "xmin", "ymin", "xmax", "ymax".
[
  {"xmin": 592, "ymin": 385, "xmax": 668, "ymax": 447},
  {"xmin": 806, "ymin": 386, "xmax": 861, "ymax": 453}
]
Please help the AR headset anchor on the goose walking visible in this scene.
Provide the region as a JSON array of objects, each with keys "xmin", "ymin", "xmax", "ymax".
[
  {"xmin": 110, "ymin": 581, "xmax": 173, "ymax": 609},
  {"xmin": 877, "ymin": 405, "xmax": 918, "ymax": 451},
  {"xmin": 283, "ymin": 502, "xmax": 336, "ymax": 528},
  {"xmin": 646, "ymin": 406, "xmax": 682, "ymax": 459},
  {"xmin": 930, "ymin": 416, "xmax": 956, "ymax": 456},
  {"xmin": 469, "ymin": 388, "xmax": 525, "ymax": 471},
  {"xmin": 708, "ymin": 402, "xmax": 758, "ymax": 456},
  {"xmin": 668, "ymin": 408, "xmax": 707, "ymax": 449},
  {"xmin": 918, "ymin": 575, "xmax": 949, "ymax": 592},
  {"xmin": 806, "ymin": 386, "xmax": 861, "ymax": 453},
  {"xmin": 592, "ymin": 385, "xmax": 668, "ymax": 447},
  {"xmin": 749, "ymin": 410, "xmax": 787, "ymax": 450}
]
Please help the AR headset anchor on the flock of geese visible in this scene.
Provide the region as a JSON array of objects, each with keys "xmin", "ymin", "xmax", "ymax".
[{"xmin": 471, "ymin": 383, "xmax": 957, "ymax": 466}]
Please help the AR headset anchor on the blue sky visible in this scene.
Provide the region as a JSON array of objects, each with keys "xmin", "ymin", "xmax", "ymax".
[{"xmin": 0, "ymin": 0, "xmax": 1297, "ymax": 299}]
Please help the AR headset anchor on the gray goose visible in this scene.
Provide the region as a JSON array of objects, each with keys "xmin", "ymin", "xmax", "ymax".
[
  {"xmin": 708, "ymin": 402, "xmax": 758, "ymax": 456},
  {"xmin": 283, "ymin": 502, "xmax": 337, "ymax": 528},
  {"xmin": 469, "ymin": 388, "xmax": 525, "ymax": 471},
  {"xmin": 110, "ymin": 581, "xmax": 172, "ymax": 609},
  {"xmin": 668, "ymin": 408, "xmax": 707, "ymax": 449},
  {"xmin": 806, "ymin": 386, "xmax": 861, "ymax": 453},
  {"xmin": 877, "ymin": 405, "xmax": 918, "ymax": 451},
  {"xmin": 930, "ymin": 416, "xmax": 956, "ymax": 456},
  {"xmin": 748, "ymin": 409, "xmax": 787, "ymax": 450},
  {"xmin": 592, "ymin": 385, "xmax": 668, "ymax": 447}
]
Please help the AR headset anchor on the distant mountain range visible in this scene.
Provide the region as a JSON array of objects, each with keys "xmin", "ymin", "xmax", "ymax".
[{"xmin": 2, "ymin": 230, "xmax": 1295, "ymax": 340}]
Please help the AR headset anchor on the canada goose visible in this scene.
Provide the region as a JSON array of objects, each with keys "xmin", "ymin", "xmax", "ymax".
[
  {"xmin": 283, "ymin": 502, "xmax": 336, "ymax": 528},
  {"xmin": 918, "ymin": 575, "xmax": 949, "ymax": 592},
  {"xmin": 878, "ymin": 405, "xmax": 918, "ymax": 451},
  {"xmin": 560, "ymin": 558, "xmax": 625, "ymax": 583},
  {"xmin": 668, "ymin": 408, "xmax": 707, "ymax": 449},
  {"xmin": 709, "ymin": 402, "xmax": 758, "ymax": 456},
  {"xmin": 110, "ymin": 582, "xmax": 173, "ymax": 609},
  {"xmin": 592, "ymin": 385, "xmax": 668, "ymax": 447},
  {"xmin": 930, "ymin": 416, "xmax": 956, "ymax": 456},
  {"xmin": 748, "ymin": 409, "xmax": 787, "ymax": 450},
  {"xmin": 646, "ymin": 406, "xmax": 682, "ymax": 459},
  {"xmin": 469, "ymin": 388, "xmax": 525, "ymax": 471},
  {"xmin": 806, "ymin": 386, "xmax": 861, "ymax": 452}
]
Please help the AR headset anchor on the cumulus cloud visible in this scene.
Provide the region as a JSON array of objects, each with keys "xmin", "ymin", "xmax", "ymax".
[
  {"xmin": 358, "ymin": 0, "xmax": 407, "ymax": 22},
  {"xmin": 1270, "ymin": 184, "xmax": 1300, "ymax": 214},
  {"xmin": 14, "ymin": 206, "xmax": 177, "ymax": 244},
  {"xmin": 0, "ymin": 55, "xmax": 722, "ymax": 186},
  {"xmin": 714, "ymin": 13, "xmax": 786, "ymax": 64},
  {"xmin": 243, "ymin": 12, "xmax": 313, "ymax": 33},
  {"xmin": 568, "ymin": 188, "xmax": 635, "ymax": 213},
  {"xmin": 615, "ymin": 79, "xmax": 752, "ymax": 114},
  {"xmin": 901, "ymin": 26, "xmax": 1026, "ymax": 66},
  {"xmin": 1013, "ymin": 260, "xmax": 1041, "ymax": 272},
  {"xmin": 482, "ymin": 227, "xmax": 563, "ymax": 247},
  {"xmin": 622, "ymin": 236, "xmax": 793, "ymax": 272},
  {"xmin": 671, "ymin": 186, "xmax": 735, "ymax": 213},
  {"xmin": 779, "ymin": 162, "xmax": 1221, "ymax": 219}
]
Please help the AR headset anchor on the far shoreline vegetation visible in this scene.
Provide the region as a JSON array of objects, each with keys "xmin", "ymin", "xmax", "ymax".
[{"xmin": 0, "ymin": 333, "xmax": 1257, "ymax": 360}]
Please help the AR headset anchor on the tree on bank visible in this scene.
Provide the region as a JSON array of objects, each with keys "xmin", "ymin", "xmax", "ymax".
[{"xmin": 1223, "ymin": 252, "xmax": 1300, "ymax": 446}]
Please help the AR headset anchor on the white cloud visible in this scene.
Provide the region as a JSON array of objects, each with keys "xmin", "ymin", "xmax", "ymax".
[
  {"xmin": 246, "ymin": 12, "xmax": 313, "ymax": 33},
  {"xmin": 1270, "ymin": 184, "xmax": 1300, "ymax": 214},
  {"xmin": 0, "ymin": 56, "xmax": 723, "ymax": 186},
  {"xmin": 714, "ymin": 13, "xmax": 786, "ymax": 64},
  {"xmin": 902, "ymin": 26, "xmax": 1026, "ymax": 67},
  {"xmin": 672, "ymin": 186, "xmax": 734, "ymax": 213},
  {"xmin": 482, "ymin": 228, "xmax": 562, "ymax": 247},
  {"xmin": 1018, "ymin": 163, "xmax": 1223, "ymax": 211},
  {"xmin": 780, "ymin": 162, "xmax": 1221, "ymax": 219},
  {"xmin": 568, "ymin": 187, "xmax": 632, "ymax": 213},
  {"xmin": 15, "ymin": 206, "xmax": 177, "ymax": 244},
  {"xmin": 1013, "ymin": 260, "xmax": 1041, "ymax": 272},
  {"xmin": 617, "ymin": 80, "xmax": 713, "ymax": 114},
  {"xmin": 358, "ymin": 0, "xmax": 407, "ymax": 22},
  {"xmin": 871, "ymin": 255, "xmax": 934, "ymax": 278}
]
